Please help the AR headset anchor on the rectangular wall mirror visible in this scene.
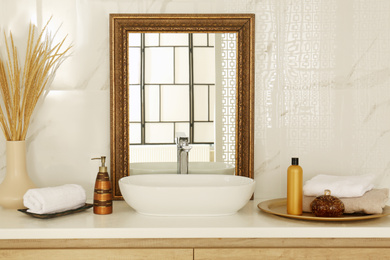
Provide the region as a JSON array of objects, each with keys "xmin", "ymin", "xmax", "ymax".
[{"xmin": 110, "ymin": 14, "xmax": 255, "ymax": 199}]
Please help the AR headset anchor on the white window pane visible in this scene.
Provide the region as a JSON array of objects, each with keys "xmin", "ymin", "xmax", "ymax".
[
  {"xmin": 194, "ymin": 122, "xmax": 214, "ymax": 143},
  {"xmin": 193, "ymin": 47, "xmax": 215, "ymax": 84},
  {"xmin": 145, "ymin": 47, "xmax": 174, "ymax": 84},
  {"xmin": 175, "ymin": 123, "xmax": 190, "ymax": 139},
  {"xmin": 193, "ymin": 33, "xmax": 208, "ymax": 46},
  {"xmin": 194, "ymin": 85, "xmax": 209, "ymax": 121},
  {"xmin": 145, "ymin": 123, "xmax": 174, "ymax": 143},
  {"xmin": 209, "ymin": 85, "xmax": 215, "ymax": 121},
  {"xmin": 129, "ymin": 123, "xmax": 141, "ymax": 144},
  {"xmin": 175, "ymin": 47, "xmax": 189, "ymax": 84},
  {"xmin": 161, "ymin": 85, "xmax": 189, "ymax": 121},
  {"xmin": 129, "ymin": 85, "xmax": 141, "ymax": 122},
  {"xmin": 145, "ymin": 33, "xmax": 159, "ymax": 46},
  {"xmin": 128, "ymin": 48, "xmax": 140, "ymax": 84},
  {"xmin": 160, "ymin": 33, "xmax": 188, "ymax": 46},
  {"xmin": 208, "ymin": 33, "xmax": 215, "ymax": 46},
  {"xmin": 128, "ymin": 33, "xmax": 141, "ymax": 47},
  {"xmin": 145, "ymin": 85, "xmax": 160, "ymax": 122}
]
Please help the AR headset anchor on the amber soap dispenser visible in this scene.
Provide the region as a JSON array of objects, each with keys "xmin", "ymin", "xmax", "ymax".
[
  {"xmin": 92, "ymin": 156, "xmax": 112, "ymax": 214},
  {"xmin": 287, "ymin": 157, "xmax": 303, "ymax": 215}
]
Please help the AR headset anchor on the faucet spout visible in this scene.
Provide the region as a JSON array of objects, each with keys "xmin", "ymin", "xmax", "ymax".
[{"xmin": 176, "ymin": 137, "xmax": 192, "ymax": 174}]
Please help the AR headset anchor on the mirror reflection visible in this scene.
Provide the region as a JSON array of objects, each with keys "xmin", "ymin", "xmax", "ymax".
[
  {"xmin": 110, "ymin": 13, "xmax": 255, "ymax": 199},
  {"xmin": 128, "ymin": 32, "xmax": 237, "ymax": 171}
]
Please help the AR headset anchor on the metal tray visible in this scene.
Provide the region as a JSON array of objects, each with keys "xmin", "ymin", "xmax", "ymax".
[
  {"xmin": 258, "ymin": 198, "xmax": 390, "ymax": 222},
  {"xmin": 18, "ymin": 203, "xmax": 93, "ymax": 219}
]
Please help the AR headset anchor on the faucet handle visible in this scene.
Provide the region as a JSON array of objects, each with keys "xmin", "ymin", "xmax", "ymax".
[{"xmin": 176, "ymin": 136, "xmax": 189, "ymax": 145}]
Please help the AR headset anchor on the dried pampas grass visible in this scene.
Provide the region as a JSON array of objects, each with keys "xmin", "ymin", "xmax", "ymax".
[{"xmin": 0, "ymin": 18, "xmax": 71, "ymax": 141}]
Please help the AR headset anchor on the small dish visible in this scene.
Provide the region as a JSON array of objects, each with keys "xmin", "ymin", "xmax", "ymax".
[
  {"xmin": 18, "ymin": 203, "xmax": 93, "ymax": 219},
  {"xmin": 258, "ymin": 198, "xmax": 390, "ymax": 221}
]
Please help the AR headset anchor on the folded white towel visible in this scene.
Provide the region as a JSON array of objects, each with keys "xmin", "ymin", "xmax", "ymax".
[
  {"xmin": 303, "ymin": 174, "xmax": 376, "ymax": 198},
  {"xmin": 23, "ymin": 184, "xmax": 86, "ymax": 214}
]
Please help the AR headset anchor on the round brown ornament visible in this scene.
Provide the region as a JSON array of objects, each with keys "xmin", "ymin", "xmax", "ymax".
[{"xmin": 310, "ymin": 190, "xmax": 345, "ymax": 217}]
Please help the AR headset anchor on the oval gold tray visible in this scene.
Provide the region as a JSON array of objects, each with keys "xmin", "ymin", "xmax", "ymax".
[{"xmin": 258, "ymin": 198, "xmax": 390, "ymax": 221}]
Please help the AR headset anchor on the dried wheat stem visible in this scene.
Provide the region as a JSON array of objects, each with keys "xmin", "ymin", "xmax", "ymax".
[{"xmin": 0, "ymin": 18, "xmax": 71, "ymax": 141}]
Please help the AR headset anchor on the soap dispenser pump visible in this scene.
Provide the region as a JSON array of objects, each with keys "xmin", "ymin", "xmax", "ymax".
[{"xmin": 92, "ymin": 156, "xmax": 112, "ymax": 215}]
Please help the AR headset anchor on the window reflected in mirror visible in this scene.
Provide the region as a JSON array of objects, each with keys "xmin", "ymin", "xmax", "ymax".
[{"xmin": 128, "ymin": 32, "xmax": 236, "ymax": 166}]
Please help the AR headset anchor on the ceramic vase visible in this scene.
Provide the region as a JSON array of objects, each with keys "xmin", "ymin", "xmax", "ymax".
[{"xmin": 0, "ymin": 141, "xmax": 36, "ymax": 209}]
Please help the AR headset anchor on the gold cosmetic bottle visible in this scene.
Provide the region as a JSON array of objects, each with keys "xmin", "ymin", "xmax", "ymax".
[{"xmin": 287, "ymin": 157, "xmax": 303, "ymax": 215}]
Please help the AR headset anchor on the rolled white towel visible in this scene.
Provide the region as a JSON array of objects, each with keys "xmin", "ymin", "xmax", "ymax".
[
  {"xmin": 303, "ymin": 174, "xmax": 376, "ymax": 198},
  {"xmin": 23, "ymin": 184, "xmax": 86, "ymax": 214}
]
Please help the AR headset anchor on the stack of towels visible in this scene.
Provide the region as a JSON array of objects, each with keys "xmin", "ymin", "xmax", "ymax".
[
  {"xmin": 303, "ymin": 174, "xmax": 389, "ymax": 214},
  {"xmin": 23, "ymin": 184, "xmax": 87, "ymax": 214}
]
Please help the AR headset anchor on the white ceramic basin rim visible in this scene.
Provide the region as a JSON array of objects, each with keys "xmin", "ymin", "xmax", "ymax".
[{"xmin": 119, "ymin": 174, "xmax": 255, "ymax": 216}]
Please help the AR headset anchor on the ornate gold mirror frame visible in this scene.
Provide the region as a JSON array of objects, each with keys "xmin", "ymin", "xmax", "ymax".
[{"xmin": 110, "ymin": 14, "xmax": 255, "ymax": 199}]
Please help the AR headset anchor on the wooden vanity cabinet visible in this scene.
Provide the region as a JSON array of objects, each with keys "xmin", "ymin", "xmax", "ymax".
[{"xmin": 1, "ymin": 238, "xmax": 390, "ymax": 259}]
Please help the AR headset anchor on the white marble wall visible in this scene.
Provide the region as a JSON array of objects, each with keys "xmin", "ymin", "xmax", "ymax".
[{"xmin": 1, "ymin": 0, "xmax": 390, "ymax": 200}]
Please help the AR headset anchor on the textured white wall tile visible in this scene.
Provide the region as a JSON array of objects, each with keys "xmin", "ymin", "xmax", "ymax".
[{"xmin": 250, "ymin": 0, "xmax": 390, "ymax": 198}]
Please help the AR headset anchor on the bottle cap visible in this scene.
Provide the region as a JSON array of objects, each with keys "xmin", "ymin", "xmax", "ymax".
[{"xmin": 292, "ymin": 157, "xmax": 299, "ymax": 165}]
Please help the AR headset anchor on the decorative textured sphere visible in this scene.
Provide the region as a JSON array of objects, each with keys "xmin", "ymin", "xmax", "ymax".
[{"xmin": 310, "ymin": 190, "xmax": 345, "ymax": 217}]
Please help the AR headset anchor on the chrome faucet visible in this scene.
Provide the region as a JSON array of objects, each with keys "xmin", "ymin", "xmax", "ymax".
[{"xmin": 176, "ymin": 137, "xmax": 192, "ymax": 174}]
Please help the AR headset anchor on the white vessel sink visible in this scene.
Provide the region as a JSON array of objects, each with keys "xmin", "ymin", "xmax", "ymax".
[
  {"xmin": 130, "ymin": 162, "xmax": 234, "ymax": 175},
  {"xmin": 119, "ymin": 174, "xmax": 255, "ymax": 216}
]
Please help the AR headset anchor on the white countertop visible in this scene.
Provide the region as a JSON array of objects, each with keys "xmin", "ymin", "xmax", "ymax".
[{"xmin": 1, "ymin": 199, "xmax": 390, "ymax": 239}]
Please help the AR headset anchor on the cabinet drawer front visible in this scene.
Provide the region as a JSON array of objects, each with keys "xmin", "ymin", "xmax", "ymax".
[
  {"xmin": 0, "ymin": 248, "xmax": 193, "ymax": 260},
  {"xmin": 195, "ymin": 248, "xmax": 390, "ymax": 260}
]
